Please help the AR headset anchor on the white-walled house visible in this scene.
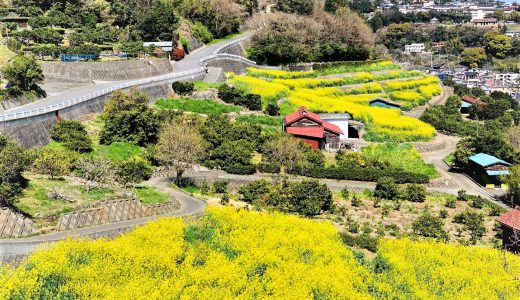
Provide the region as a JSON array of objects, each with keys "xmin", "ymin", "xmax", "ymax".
[{"xmin": 404, "ymin": 43, "xmax": 425, "ymax": 54}]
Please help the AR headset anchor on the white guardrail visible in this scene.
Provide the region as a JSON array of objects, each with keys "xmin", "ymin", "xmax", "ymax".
[
  {"xmin": 0, "ymin": 67, "xmax": 206, "ymax": 122},
  {"xmin": 0, "ymin": 35, "xmax": 253, "ymax": 123}
]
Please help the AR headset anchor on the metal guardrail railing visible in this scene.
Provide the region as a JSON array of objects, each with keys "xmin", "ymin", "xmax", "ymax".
[
  {"xmin": 0, "ymin": 67, "xmax": 206, "ymax": 122},
  {"xmin": 200, "ymin": 53, "xmax": 257, "ymax": 65},
  {"xmin": 0, "ymin": 34, "xmax": 255, "ymax": 123}
]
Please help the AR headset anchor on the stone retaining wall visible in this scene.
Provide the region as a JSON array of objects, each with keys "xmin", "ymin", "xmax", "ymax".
[
  {"xmin": 57, "ymin": 199, "xmax": 180, "ymax": 231},
  {"xmin": 0, "ymin": 207, "xmax": 33, "ymax": 238},
  {"xmin": 42, "ymin": 59, "xmax": 173, "ymax": 82}
]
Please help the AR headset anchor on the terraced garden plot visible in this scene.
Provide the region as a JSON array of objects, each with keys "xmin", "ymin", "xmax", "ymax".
[{"xmin": 228, "ymin": 62, "xmax": 441, "ymax": 142}]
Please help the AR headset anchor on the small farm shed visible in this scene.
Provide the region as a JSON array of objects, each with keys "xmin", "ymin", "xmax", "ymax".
[
  {"xmin": 283, "ymin": 107, "xmax": 343, "ymax": 151},
  {"xmin": 460, "ymin": 95, "xmax": 485, "ymax": 114},
  {"xmin": 468, "ymin": 153, "xmax": 510, "ymax": 189},
  {"xmin": 497, "ymin": 207, "xmax": 520, "ymax": 252},
  {"xmin": 369, "ymin": 98, "xmax": 402, "ymax": 109}
]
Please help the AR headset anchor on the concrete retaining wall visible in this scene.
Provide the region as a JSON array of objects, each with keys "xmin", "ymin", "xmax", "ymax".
[
  {"xmin": 42, "ymin": 59, "xmax": 174, "ymax": 82},
  {"xmin": 0, "ymin": 72, "xmax": 206, "ymax": 148}
]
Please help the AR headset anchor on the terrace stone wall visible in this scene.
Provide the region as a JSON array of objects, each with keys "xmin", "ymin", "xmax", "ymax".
[
  {"xmin": 42, "ymin": 59, "xmax": 174, "ymax": 82},
  {"xmin": 0, "ymin": 207, "xmax": 33, "ymax": 238},
  {"xmin": 57, "ymin": 199, "xmax": 180, "ymax": 231}
]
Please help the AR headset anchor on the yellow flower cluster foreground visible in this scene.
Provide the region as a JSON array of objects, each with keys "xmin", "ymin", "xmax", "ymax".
[
  {"xmin": 2, "ymin": 209, "xmax": 520, "ymax": 299},
  {"xmin": 373, "ymin": 239, "xmax": 520, "ymax": 299},
  {"xmin": 0, "ymin": 208, "xmax": 372, "ymax": 299}
]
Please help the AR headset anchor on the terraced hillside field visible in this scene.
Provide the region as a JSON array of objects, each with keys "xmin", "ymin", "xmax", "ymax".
[{"xmin": 230, "ymin": 62, "xmax": 441, "ymax": 142}]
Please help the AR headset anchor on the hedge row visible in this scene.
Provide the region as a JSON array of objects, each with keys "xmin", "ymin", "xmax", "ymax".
[{"xmin": 290, "ymin": 165, "xmax": 429, "ymax": 184}]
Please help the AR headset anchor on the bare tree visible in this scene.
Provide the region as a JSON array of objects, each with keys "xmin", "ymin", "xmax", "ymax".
[
  {"xmin": 263, "ymin": 134, "xmax": 305, "ymax": 173},
  {"xmin": 74, "ymin": 156, "xmax": 116, "ymax": 192},
  {"xmin": 156, "ymin": 122, "xmax": 205, "ymax": 186}
]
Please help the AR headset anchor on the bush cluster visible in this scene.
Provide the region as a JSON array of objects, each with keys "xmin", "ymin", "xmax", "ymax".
[
  {"xmin": 172, "ymin": 82, "xmax": 194, "ymax": 96},
  {"xmin": 218, "ymin": 84, "xmax": 262, "ymax": 111},
  {"xmin": 50, "ymin": 120, "xmax": 92, "ymax": 153}
]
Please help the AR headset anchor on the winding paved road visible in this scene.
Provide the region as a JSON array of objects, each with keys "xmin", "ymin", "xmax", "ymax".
[{"xmin": 0, "ymin": 177, "xmax": 205, "ymax": 263}]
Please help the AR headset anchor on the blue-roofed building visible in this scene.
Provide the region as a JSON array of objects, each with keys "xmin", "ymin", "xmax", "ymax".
[{"xmin": 468, "ymin": 153, "xmax": 511, "ymax": 189}]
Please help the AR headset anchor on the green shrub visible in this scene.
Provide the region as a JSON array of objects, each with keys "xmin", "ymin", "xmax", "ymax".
[
  {"xmin": 257, "ymin": 161, "xmax": 281, "ymax": 173},
  {"xmin": 452, "ymin": 210, "xmax": 486, "ymax": 244},
  {"xmin": 470, "ymin": 196, "xmax": 485, "ymax": 209},
  {"xmin": 193, "ymin": 21, "xmax": 213, "ymax": 43},
  {"xmin": 340, "ymin": 187, "xmax": 350, "ymax": 200},
  {"xmin": 265, "ymin": 103, "xmax": 280, "ymax": 116},
  {"xmin": 439, "ymin": 209, "xmax": 449, "ymax": 219},
  {"xmin": 172, "ymin": 82, "xmax": 194, "ymax": 96},
  {"xmin": 374, "ymin": 177, "xmax": 400, "ymax": 200},
  {"xmin": 213, "ymin": 180, "xmax": 229, "ymax": 194},
  {"xmin": 412, "ymin": 212, "xmax": 448, "ymax": 241},
  {"xmin": 404, "ymin": 184, "xmax": 426, "ymax": 202},
  {"xmin": 445, "ymin": 198, "xmax": 457, "ymax": 208},
  {"xmin": 340, "ymin": 232, "xmax": 378, "ymax": 252},
  {"xmin": 351, "ymin": 194, "xmax": 362, "ymax": 207},
  {"xmin": 238, "ymin": 179, "xmax": 270, "ymax": 203},
  {"xmin": 220, "ymin": 193, "xmax": 230, "ymax": 205},
  {"xmin": 50, "ymin": 120, "xmax": 92, "ymax": 153}
]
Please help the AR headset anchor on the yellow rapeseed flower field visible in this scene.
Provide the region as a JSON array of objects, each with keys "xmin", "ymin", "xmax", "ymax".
[
  {"xmin": 231, "ymin": 66, "xmax": 439, "ymax": 142},
  {"xmin": 373, "ymin": 239, "xmax": 520, "ymax": 299},
  {"xmin": 0, "ymin": 208, "xmax": 372, "ymax": 299},
  {"xmin": 2, "ymin": 209, "xmax": 520, "ymax": 299}
]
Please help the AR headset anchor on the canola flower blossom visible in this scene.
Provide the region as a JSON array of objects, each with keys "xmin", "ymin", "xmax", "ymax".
[
  {"xmin": 0, "ymin": 208, "xmax": 372, "ymax": 299},
  {"xmin": 372, "ymin": 239, "xmax": 520, "ymax": 299},
  {"xmin": 2, "ymin": 209, "xmax": 520, "ymax": 299}
]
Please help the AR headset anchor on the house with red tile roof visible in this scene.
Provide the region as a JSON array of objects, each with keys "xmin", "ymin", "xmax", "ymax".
[
  {"xmin": 497, "ymin": 207, "xmax": 520, "ymax": 252},
  {"xmin": 460, "ymin": 95, "xmax": 486, "ymax": 114},
  {"xmin": 283, "ymin": 107, "xmax": 344, "ymax": 151}
]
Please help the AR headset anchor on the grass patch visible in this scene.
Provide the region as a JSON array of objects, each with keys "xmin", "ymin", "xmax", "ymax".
[
  {"xmin": 444, "ymin": 153, "xmax": 455, "ymax": 167},
  {"xmin": 207, "ymin": 32, "xmax": 243, "ymax": 45},
  {"xmin": 193, "ymin": 81, "xmax": 221, "ymax": 91},
  {"xmin": 279, "ymin": 101, "xmax": 298, "ymax": 116},
  {"xmin": 235, "ymin": 115, "xmax": 282, "ymax": 127},
  {"xmin": 135, "ymin": 186, "xmax": 171, "ymax": 205},
  {"xmin": 181, "ymin": 185, "xmax": 200, "ymax": 194},
  {"xmin": 92, "ymin": 142, "xmax": 143, "ymax": 162},
  {"xmin": 155, "ymin": 98, "xmax": 241, "ymax": 115},
  {"xmin": 16, "ymin": 174, "xmax": 115, "ymax": 218},
  {"xmin": 362, "ymin": 143, "xmax": 439, "ymax": 179}
]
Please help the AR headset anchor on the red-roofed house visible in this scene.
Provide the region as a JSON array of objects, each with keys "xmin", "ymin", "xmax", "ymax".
[
  {"xmin": 460, "ymin": 95, "xmax": 486, "ymax": 114},
  {"xmin": 497, "ymin": 207, "xmax": 520, "ymax": 252},
  {"xmin": 283, "ymin": 107, "xmax": 343, "ymax": 151}
]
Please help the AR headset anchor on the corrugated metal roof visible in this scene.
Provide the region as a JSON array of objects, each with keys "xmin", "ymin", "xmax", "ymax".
[
  {"xmin": 486, "ymin": 170, "xmax": 510, "ymax": 176},
  {"xmin": 469, "ymin": 153, "xmax": 511, "ymax": 167},
  {"xmin": 143, "ymin": 41, "xmax": 173, "ymax": 47},
  {"xmin": 318, "ymin": 113, "xmax": 352, "ymax": 120}
]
